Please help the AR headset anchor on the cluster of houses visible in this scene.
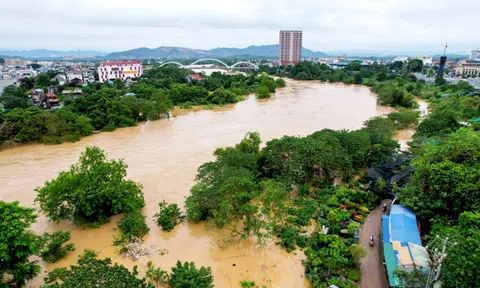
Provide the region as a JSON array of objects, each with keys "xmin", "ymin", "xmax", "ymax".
[
  {"xmin": 0, "ymin": 60, "xmax": 97, "ymax": 82},
  {"xmin": 27, "ymin": 85, "xmax": 84, "ymax": 110},
  {"xmin": 28, "ymin": 86, "xmax": 61, "ymax": 110}
]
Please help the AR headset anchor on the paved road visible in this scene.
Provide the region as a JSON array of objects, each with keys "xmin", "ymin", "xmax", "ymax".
[{"xmin": 358, "ymin": 200, "xmax": 391, "ymax": 288}]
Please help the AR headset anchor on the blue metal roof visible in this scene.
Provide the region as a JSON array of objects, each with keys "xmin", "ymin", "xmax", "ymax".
[
  {"xmin": 389, "ymin": 205, "xmax": 422, "ymax": 246},
  {"xmin": 382, "ymin": 215, "xmax": 390, "ymax": 243}
]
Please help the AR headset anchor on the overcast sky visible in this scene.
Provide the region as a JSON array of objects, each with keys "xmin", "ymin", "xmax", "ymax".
[{"xmin": 0, "ymin": 0, "xmax": 478, "ymax": 54}]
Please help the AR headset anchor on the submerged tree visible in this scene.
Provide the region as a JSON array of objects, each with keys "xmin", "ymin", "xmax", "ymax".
[
  {"xmin": 35, "ymin": 146, "xmax": 145, "ymax": 226},
  {"xmin": 154, "ymin": 200, "xmax": 183, "ymax": 232},
  {"xmin": 43, "ymin": 250, "xmax": 153, "ymax": 287},
  {"xmin": 0, "ymin": 201, "xmax": 40, "ymax": 287},
  {"xmin": 169, "ymin": 261, "xmax": 214, "ymax": 288},
  {"xmin": 37, "ymin": 231, "xmax": 75, "ymax": 263}
]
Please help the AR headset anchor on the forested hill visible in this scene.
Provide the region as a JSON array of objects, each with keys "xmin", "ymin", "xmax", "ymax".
[{"xmin": 104, "ymin": 45, "xmax": 327, "ymax": 60}]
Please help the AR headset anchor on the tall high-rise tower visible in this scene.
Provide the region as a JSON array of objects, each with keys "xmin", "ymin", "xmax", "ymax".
[{"xmin": 279, "ymin": 30, "xmax": 302, "ymax": 66}]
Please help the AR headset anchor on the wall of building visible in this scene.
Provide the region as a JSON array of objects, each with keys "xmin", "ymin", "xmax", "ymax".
[
  {"xmin": 279, "ymin": 30, "xmax": 302, "ymax": 66},
  {"xmin": 97, "ymin": 61, "xmax": 143, "ymax": 83},
  {"xmin": 471, "ymin": 49, "xmax": 480, "ymax": 61},
  {"xmin": 455, "ymin": 61, "xmax": 480, "ymax": 76}
]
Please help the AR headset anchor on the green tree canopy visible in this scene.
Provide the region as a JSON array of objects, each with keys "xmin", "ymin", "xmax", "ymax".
[
  {"xmin": 0, "ymin": 201, "xmax": 40, "ymax": 287},
  {"xmin": 399, "ymin": 128, "xmax": 480, "ymax": 222},
  {"xmin": 255, "ymin": 85, "xmax": 270, "ymax": 99},
  {"xmin": 427, "ymin": 212, "xmax": 480, "ymax": 288},
  {"xmin": 168, "ymin": 261, "xmax": 214, "ymax": 288},
  {"xmin": 35, "ymin": 74, "xmax": 52, "ymax": 88},
  {"xmin": 43, "ymin": 250, "xmax": 153, "ymax": 287},
  {"xmin": 407, "ymin": 59, "xmax": 424, "ymax": 73},
  {"xmin": 35, "ymin": 146, "xmax": 145, "ymax": 226}
]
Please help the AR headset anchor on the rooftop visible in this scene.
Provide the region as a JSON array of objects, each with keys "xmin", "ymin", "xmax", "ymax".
[
  {"xmin": 382, "ymin": 205, "xmax": 430, "ymax": 287},
  {"xmin": 100, "ymin": 61, "xmax": 142, "ymax": 66},
  {"xmin": 187, "ymin": 74, "xmax": 205, "ymax": 81}
]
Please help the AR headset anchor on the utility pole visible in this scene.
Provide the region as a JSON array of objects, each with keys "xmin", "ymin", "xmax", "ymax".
[{"xmin": 424, "ymin": 235, "xmax": 457, "ymax": 288}]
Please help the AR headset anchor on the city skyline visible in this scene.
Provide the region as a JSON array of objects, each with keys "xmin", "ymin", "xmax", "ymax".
[{"xmin": 0, "ymin": 0, "xmax": 478, "ymax": 54}]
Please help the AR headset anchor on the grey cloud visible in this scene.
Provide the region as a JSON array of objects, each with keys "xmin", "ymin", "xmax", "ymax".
[{"xmin": 0, "ymin": 0, "xmax": 478, "ymax": 53}]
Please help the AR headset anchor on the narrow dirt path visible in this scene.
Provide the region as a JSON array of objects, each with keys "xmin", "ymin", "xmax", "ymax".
[{"xmin": 358, "ymin": 199, "xmax": 391, "ymax": 288}]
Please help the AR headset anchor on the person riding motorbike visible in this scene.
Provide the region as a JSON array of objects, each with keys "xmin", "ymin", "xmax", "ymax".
[
  {"xmin": 383, "ymin": 202, "xmax": 388, "ymax": 212},
  {"xmin": 369, "ymin": 235, "xmax": 375, "ymax": 246}
]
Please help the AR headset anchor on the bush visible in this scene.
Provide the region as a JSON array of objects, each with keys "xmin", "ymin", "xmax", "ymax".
[
  {"xmin": 179, "ymin": 102, "xmax": 193, "ymax": 109},
  {"xmin": 169, "ymin": 261, "xmax": 214, "ymax": 288},
  {"xmin": 347, "ymin": 221, "xmax": 361, "ymax": 234},
  {"xmin": 240, "ymin": 280, "xmax": 257, "ymax": 287},
  {"xmin": 256, "ymin": 85, "xmax": 271, "ymax": 99},
  {"xmin": 276, "ymin": 225, "xmax": 301, "ymax": 252},
  {"xmin": 38, "ymin": 231, "xmax": 75, "ymax": 263},
  {"xmin": 154, "ymin": 200, "xmax": 183, "ymax": 232},
  {"xmin": 146, "ymin": 261, "xmax": 169, "ymax": 287},
  {"xmin": 346, "ymin": 269, "xmax": 360, "ymax": 281},
  {"xmin": 275, "ymin": 78, "xmax": 286, "ymax": 88},
  {"xmin": 387, "ymin": 109, "xmax": 419, "ymax": 129},
  {"xmin": 114, "ymin": 210, "xmax": 150, "ymax": 246}
]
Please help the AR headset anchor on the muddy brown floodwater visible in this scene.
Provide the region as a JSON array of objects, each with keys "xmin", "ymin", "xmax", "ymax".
[
  {"xmin": 393, "ymin": 98, "xmax": 429, "ymax": 151},
  {"xmin": 1, "ymin": 79, "xmax": 397, "ymax": 288}
]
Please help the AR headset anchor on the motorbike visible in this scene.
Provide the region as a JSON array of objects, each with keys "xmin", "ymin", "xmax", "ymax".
[
  {"xmin": 369, "ymin": 236, "xmax": 375, "ymax": 247},
  {"xmin": 383, "ymin": 203, "xmax": 388, "ymax": 212}
]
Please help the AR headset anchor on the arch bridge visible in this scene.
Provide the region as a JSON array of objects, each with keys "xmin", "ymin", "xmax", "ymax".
[{"xmin": 158, "ymin": 58, "xmax": 258, "ymax": 70}]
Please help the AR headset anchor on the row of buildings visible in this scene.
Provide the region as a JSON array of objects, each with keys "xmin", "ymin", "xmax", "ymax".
[
  {"xmin": 0, "ymin": 60, "xmax": 144, "ymax": 84},
  {"xmin": 277, "ymin": 29, "xmax": 480, "ymax": 78}
]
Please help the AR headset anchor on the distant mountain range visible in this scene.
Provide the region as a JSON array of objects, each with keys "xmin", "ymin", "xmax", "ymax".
[
  {"xmin": 1, "ymin": 47, "xmax": 469, "ymax": 61},
  {"xmin": 0, "ymin": 49, "xmax": 107, "ymax": 59},
  {"xmin": 104, "ymin": 45, "xmax": 327, "ymax": 60}
]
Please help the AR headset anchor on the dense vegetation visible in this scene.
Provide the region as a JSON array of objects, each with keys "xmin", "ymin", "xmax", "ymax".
[
  {"xmin": 145, "ymin": 260, "xmax": 214, "ymax": 288},
  {"xmin": 0, "ymin": 67, "xmax": 281, "ymax": 146},
  {"xmin": 184, "ymin": 118, "xmax": 397, "ymax": 286},
  {"xmin": 43, "ymin": 250, "xmax": 153, "ymax": 287},
  {"xmin": 396, "ymin": 128, "xmax": 480, "ymax": 287},
  {"xmin": 0, "ymin": 201, "xmax": 41, "ymax": 287},
  {"xmin": 0, "ymin": 201, "xmax": 75, "ymax": 287},
  {"xmin": 35, "ymin": 146, "xmax": 145, "ymax": 227}
]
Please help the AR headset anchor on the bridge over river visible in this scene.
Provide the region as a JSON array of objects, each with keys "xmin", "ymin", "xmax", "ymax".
[{"xmin": 158, "ymin": 58, "xmax": 259, "ymax": 70}]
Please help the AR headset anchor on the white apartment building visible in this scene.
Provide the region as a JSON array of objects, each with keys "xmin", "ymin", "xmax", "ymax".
[
  {"xmin": 97, "ymin": 61, "xmax": 143, "ymax": 83},
  {"xmin": 66, "ymin": 71, "xmax": 83, "ymax": 83},
  {"xmin": 471, "ymin": 49, "xmax": 480, "ymax": 61}
]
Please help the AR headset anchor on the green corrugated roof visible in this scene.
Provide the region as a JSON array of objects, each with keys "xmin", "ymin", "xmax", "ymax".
[{"xmin": 384, "ymin": 243, "xmax": 400, "ymax": 287}]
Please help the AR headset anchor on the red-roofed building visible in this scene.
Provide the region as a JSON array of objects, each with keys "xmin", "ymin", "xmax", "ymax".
[
  {"xmin": 97, "ymin": 61, "xmax": 143, "ymax": 83},
  {"xmin": 46, "ymin": 93, "xmax": 60, "ymax": 109},
  {"xmin": 186, "ymin": 74, "xmax": 205, "ymax": 82}
]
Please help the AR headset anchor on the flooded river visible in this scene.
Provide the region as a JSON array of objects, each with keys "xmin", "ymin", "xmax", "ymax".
[{"xmin": 1, "ymin": 79, "xmax": 399, "ymax": 287}]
